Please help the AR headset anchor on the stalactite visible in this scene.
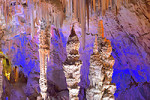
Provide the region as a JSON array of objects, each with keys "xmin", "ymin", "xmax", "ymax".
[
  {"xmin": 16, "ymin": 0, "xmax": 18, "ymax": 9},
  {"xmin": 66, "ymin": 0, "xmax": 69, "ymax": 17},
  {"xmin": 106, "ymin": 0, "xmax": 109, "ymax": 9},
  {"xmin": 91, "ymin": 0, "xmax": 93, "ymax": 15},
  {"xmin": 78, "ymin": 0, "xmax": 80, "ymax": 22},
  {"xmin": 70, "ymin": 0, "xmax": 72, "ymax": 22},
  {"xmin": 73, "ymin": 0, "xmax": 77, "ymax": 19},
  {"xmin": 75, "ymin": 0, "xmax": 78, "ymax": 21},
  {"xmin": 110, "ymin": 0, "xmax": 112, "ymax": 8},
  {"xmin": 68, "ymin": 0, "xmax": 71, "ymax": 17},
  {"xmin": 80, "ymin": 0, "xmax": 86, "ymax": 50},
  {"xmin": 102, "ymin": 0, "xmax": 106, "ymax": 16},
  {"xmin": 98, "ymin": 0, "xmax": 101, "ymax": 11},
  {"xmin": 117, "ymin": 0, "xmax": 120, "ymax": 11},
  {"xmin": 4, "ymin": 0, "xmax": 7, "ymax": 27},
  {"xmin": 31, "ymin": 1, "xmax": 35, "ymax": 38},
  {"xmin": 126, "ymin": 0, "xmax": 128, "ymax": 4},
  {"xmin": 93, "ymin": 0, "xmax": 96, "ymax": 12},
  {"xmin": 86, "ymin": 0, "xmax": 90, "ymax": 32}
]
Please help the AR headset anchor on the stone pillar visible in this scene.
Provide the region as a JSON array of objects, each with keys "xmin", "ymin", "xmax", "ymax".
[
  {"xmin": 86, "ymin": 36, "xmax": 104, "ymax": 100},
  {"xmin": 39, "ymin": 19, "xmax": 50, "ymax": 100},
  {"xmin": 63, "ymin": 27, "xmax": 82, "ymax": 100},
  {"xmin": 86, "ymin": 20, "xmax": 116, "ymax": 100},
  {"xmin": 39, "ymin": 50, "xmax": 48, "ymax": 100}
]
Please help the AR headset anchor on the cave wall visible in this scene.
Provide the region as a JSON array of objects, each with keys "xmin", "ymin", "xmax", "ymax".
[{"xmin": 0, "ymin": 0, "xmax": 150, "ymax": 100}]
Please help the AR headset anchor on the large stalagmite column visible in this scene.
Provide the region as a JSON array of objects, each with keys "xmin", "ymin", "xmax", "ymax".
[
  {"xmin": 86, "ymin": 36, "xmax": 104, "ymax": 100},
  {"xmin": 39, "ymin": 19, "xmax": 50, "ymax": 100},
  {"xmin": 86, "ymin": 20, "xmax": 116, "ymax": 100},
  {"xmin": 63, "ymin": 27, "xmax": 82, "ymax": 100}
]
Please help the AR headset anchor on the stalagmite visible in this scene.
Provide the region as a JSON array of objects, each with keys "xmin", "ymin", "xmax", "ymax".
[
  {"xmin": 86, "ymin": 36, "xmax": 103, "ymax": 100},
  {"xmin": 63, "ymin": 27, "xmax": 82, "ymax": 100},
  {"xmin": 93, "ymin": 35, "xmax": 98, "ymax": 54},
  {"xmin": 86, "ymin": 20, "xmax": 116, "ymax": 100}
]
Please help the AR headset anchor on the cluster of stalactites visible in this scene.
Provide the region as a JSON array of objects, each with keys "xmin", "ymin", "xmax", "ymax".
[
  {"xmin": 30, "ymin": 0, "xmax": 65, "ymax": 38},
  {"xmin": 68, "ymin": 0, "xmax": 130, "ymax": 50},
  {"xmin": 0, "ymin": 0, "xmax": 65, "ymax": 39},
  {"xmin": 72, "ymin": 0, "xmax": 130, "ymax": 17}
]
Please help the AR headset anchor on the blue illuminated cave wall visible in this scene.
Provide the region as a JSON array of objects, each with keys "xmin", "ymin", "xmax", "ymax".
[
  {"xmin": 2, "ymin": 33, "xmax": 40, "ymax": 76},
  {"xmin": 111, "ymin": 34, "xmax": 150, "ymax": 99}
]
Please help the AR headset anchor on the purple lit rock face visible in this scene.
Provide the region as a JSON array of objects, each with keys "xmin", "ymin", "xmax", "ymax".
[{"xmin": 0, "ymin": 0, "xmax": 150, "ymax": 100}]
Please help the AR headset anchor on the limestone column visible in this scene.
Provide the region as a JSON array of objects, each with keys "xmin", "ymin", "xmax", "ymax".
[
  {"xmin": 63, "ymin": 27, "xmax": 82, "ymax": 100},
  {"xmin": 86, "ymin": 20, "xmax": 116, "ymax": 100},
  {"xmin": 39, "ymin": 19, "xmax": 50, "ymax": 100},
  {"xmin": 86, "ymin": 36, "xmax": 103, "ymax": 100}
]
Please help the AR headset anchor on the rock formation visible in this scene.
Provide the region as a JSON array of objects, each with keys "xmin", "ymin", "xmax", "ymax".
[
  {"xmin": 86, "ymin": 20, "xmax": 116, "ymax": 100},
  {"xmin": 63, "ymin": 27, "xmax": 82, "ymax": 100},
  {"xmin": 39, "ymin": 18, "xmax": 51, "ymax": 100},
  {"xmin": 0, "ymin": 0, "xmax": 149, "ymax": 99}
]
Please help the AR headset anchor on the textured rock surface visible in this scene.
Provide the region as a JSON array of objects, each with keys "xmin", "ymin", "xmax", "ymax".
[
  {"xmin": 63, "ymin": 27, "xmax": 82, "ymax": 100},
  {"xmin": 86, "ymin": 28, "xmax": 116, "ymax": 100},
  {"xmin": 102, "ymin": 1, "xmax": 150, "ymax": 99},
  {"xmin": 38, "ymin": 18, "xmax": 51, "ymax": 99},
  {"xmin": 0, "ymin": 0, "xmax": 150, "ymax": 100}
]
